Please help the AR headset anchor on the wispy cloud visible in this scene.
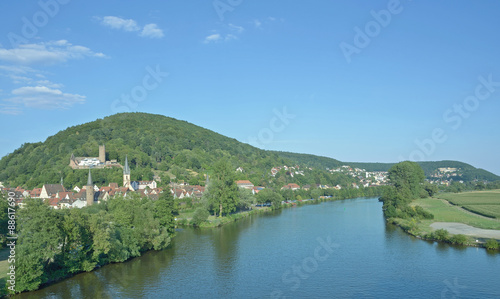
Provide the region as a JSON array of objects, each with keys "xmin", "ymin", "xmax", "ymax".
[
  {"xmin": 204, "ymin": 33, "xmax": 223, "ymax": 44},
  {"xmin": 203, "ymin": 23, "xmax": 245, "ymax": 44},
  {"xmin": 0, "ymin": 40, "xmax": 102, "ymax": 114},
  {"xmin": 101, "ymin": 16, "xmax": 140, "ymax": 32},
  {"xmin": 0, "ymin": 40, "xmax": 106, "ymax": 65},
  {"xmin": 5, "ymin": 85, "xmax": 85, "ymax": 110},
  {"xmin": 140, "ymin": 24, "xmax": 164, "ymax": 39},
  {"xmin": 253, "ymin": 17, "xmax": 283, "ymax": 29},
  {"xmin": 98, "ymin": 16, "xmax": 164, "ymax": 39}
]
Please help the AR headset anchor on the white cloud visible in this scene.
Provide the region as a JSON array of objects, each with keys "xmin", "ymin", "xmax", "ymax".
[
  {"xmin": 140, "ymin": 24, "xmax": 164, "ymax": 39},
  {"xmin": 99, "ymin": 16, "xmax": 164, "ymax": 39},
  {"xmin": 0, "ymin": 104, "xmax": 22, "ymax": 115},
  {"xmin": 204, "ymin": 34, "xmax": 222, "ymax": 43},
  {"xmin": 6, "ymin": 85, "xmax": 85, "ymax": 110},
  {"xmin": 0, "ymin": 40, "xmax": 106, "ymax": 65},
  {"xmin": 253, "ymin": 19, "xmax": 262, "ymax": 28},
  {"xmin": 101, "ymin": 16, "xmax": 140, "ymax": 32}
]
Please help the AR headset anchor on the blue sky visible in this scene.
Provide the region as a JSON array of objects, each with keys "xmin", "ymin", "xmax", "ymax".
[{"xmin": 1, "ymin": 0, "xmax": 499, "ymax": 175}]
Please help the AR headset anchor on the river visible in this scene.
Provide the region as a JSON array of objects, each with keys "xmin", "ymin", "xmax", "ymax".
[{"xmin": 17, "ymin": 198, "xmax": 500, "ymax": 298}]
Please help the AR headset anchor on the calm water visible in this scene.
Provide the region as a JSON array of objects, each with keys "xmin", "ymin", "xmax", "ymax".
[{"xmin": 18, "ymin": 198, "xmax": 500, "ymax": 298}]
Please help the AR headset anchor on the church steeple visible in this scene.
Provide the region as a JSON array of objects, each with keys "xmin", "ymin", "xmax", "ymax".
[
  {"xmin": 123, "ymin": 155, "xmax": 131, "ymax": 190},
  {"xmin": 86, "ymin": 168, "xmax": 94, "ymax": 206},
  {"xmin": 123, "ymin": 155, "xmax": 130, "ymax": 175}
]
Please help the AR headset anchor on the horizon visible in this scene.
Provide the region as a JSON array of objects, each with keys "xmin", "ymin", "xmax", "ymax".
[{"xmin": 1, "ymin": 1, "xmax": 500, "ymax": 175}]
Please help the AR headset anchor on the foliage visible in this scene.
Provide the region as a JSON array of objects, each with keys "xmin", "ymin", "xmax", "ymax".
[
  {"xmin": 204, "ymin": 158, "xmax": 239, "ymax": 217},
  {"xmin": 257, "ymin": 189, "xmax": 283, "ymax": 210},
  {"xmin": 485, "ymin": 239, "xmax": 499, "ymax": 250},
  {"xmin": 380, "ymin": 161, "xmax": 433, "ymax": 220},
  {"xmin": 191, "ymin": 207, "xmax": 210, "ymax": 227},
  {"xmin": 449, "ymin": 234, "xmax": 468, "ymax": 245},
  {"xmin": 13, "ymin": 194, "xmax": 176, "ymax": 294}
]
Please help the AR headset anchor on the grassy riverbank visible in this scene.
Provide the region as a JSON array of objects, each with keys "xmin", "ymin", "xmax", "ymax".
[{"xmin": 389, "ymin": 190, "xmax": 500, "ymax": 250}]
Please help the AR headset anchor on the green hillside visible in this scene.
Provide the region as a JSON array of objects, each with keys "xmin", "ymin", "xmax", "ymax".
[
  {"xmin": 0, "ymin": 112, "xmax": 498, "ymax": 190},
  {"xmin": 0, "ymin": 113, "xmax": 349, "ymax": 189}
]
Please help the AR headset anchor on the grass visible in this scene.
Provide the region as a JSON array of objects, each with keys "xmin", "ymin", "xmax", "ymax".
[
  {"xmin": 411, "ymin": 196, "xmax": 500, "ymax": 231},
  {"xmin": 436, "ymin": 190, "xmax": 500, "ymax": 219},
  {"xmin": 462, "ymin": 205, "xmax": 500, "ymax": 219}
]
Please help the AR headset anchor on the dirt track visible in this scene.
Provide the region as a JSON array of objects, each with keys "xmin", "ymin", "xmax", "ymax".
[{"xmin": 430, "ymin": 222, "xmax": 500, "ymax": 239}]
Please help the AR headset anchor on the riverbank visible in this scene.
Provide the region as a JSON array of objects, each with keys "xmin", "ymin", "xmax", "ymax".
[
  {"xmin": 176, "ymin": 197, "xmax": 335, "ymax": 228},
  {"xmin": 388, "ymin": 192, "xmax": 500, "ymax": 251}
]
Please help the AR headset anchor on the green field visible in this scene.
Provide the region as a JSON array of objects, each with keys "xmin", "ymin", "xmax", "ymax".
[
  {"xmin": 411, "ymin": 196, "xmax": 500, "ymax": 231},
  {"xmin": 437, "ymin": 190, "xmax": 500, "ymax": 219}
]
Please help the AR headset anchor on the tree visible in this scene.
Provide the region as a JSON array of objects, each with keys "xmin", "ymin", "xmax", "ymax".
[
  {"xmin": 191, "ymin": 207, "xmax": 210, "ymax": 227},
  {"xmin": 154, "ymin": 190, "xmax": 177, "ymax": 234},
  {"xmin": 388, "ymin": 161, "xmax": 425, "ymax": 201},
  {"xmin": 257, "ymin": 188, "xmax": 283, "ymax": 210},
  {"xmin": 238, "ymin": 188, "xmax": 255, "ymax": 211},
  {"xmin": 205, "ymin": 158, "xmax": 239, "ymax": 217},
  {"xmin": 16, "ymin": 198, "xmax": 64, "ymax": 292}
]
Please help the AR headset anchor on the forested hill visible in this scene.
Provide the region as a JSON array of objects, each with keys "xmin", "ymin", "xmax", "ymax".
[
  {"xmin": 0, "ymin": 112, "xmax": 498, "ymax": 189},
  {"xmin": 0, "ymin": 113, "xmax": 292, "ymax": 189},
  {"xmin": 275, "ymin": 152, "xmax": 500, "ymax": 181}
]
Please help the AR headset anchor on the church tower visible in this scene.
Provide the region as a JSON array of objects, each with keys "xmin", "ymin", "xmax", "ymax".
[
  {"xmin": 123, "ymin": 155, "xmax": 131, "ymax": 190},
  {"xmin": 86, "ymin": 168, "xmax": 94, "ymax": 206}
]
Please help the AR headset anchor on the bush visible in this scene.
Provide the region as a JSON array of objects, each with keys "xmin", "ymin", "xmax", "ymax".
[
  {"xmin": 485, "ymin": 239, "xmax": 499, "ymax": 250},
  {"xmin": 434, "ymin": 229, "xmax": 450, "ymax": 241},
  {"xmin": 449, "ymin": 234, "xmax": 468, "ymax": 245},
  {"xmin": 191, "ymin": 207, "xmax": 209, "ymax": 227}
]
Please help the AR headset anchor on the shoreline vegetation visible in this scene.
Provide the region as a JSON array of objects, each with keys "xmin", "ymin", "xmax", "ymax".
[{"xmin": 379, "ymin": 161, "xmax": 500, "ymax": 252}]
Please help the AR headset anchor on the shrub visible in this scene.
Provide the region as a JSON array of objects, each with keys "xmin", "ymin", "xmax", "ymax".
[
  {"xmin": 450, "ymin": 234, "xmax": 468, "ymax": 245},
  {"xmin": 485, "ymin": 239, "xmax": 499, "ymax": 250},
  {"xmin": 434, "ymin": 229, "xmax": 450, "ymax": 241},
  {"xmin": 191, "ymin": 207, "xmax": 210, "ymax": 227}
]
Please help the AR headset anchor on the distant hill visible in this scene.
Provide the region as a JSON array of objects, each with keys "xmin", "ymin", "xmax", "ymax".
[
  {"xmin": 0, "ymin": 113, "xmax": 498, "ymax": 189},
  {"xmin": 275, "ymin": 152, "xmax": 500, "ymax": 181}
]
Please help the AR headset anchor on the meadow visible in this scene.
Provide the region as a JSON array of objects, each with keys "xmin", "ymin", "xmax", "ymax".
[
  {"xmin": 437, "ymin": 190, "xmax": 500, "ymax": 219},
  {"xmin": 411, "ymin": 190, "xmax": 500, "ymax": 233}
]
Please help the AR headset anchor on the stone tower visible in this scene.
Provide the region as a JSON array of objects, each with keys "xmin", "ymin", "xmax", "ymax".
[
  {"xmin": 86, "ymin": 169, "xmax": 94, "ymax": 206},
  {"xmin": 99, "ymin": 145, "xmax": 106, "ymax": 163},
  {"xmin": 123, "ymin": 155, "xmax": 131, "ymax": 189}
]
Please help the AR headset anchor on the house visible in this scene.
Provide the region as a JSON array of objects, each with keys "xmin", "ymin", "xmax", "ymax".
[
  {"xmin": 281, "ymin": 183, "xmax": 300, "ymax": 190},
  {"xmin": 29, "ymin": 188, "xmax": 42, "ymax": 198},
  {"xmin": 138, "ymin": 181, "xmax": 157, "ymax": 190},
  {"xmin": 40, "ymin": 184, "xmax": 66, "ymax": 199},
  {"xmin": 236, "ymin": 180, "xmax": 254, "ymax": 189},
  {"xmin": 251, "ymin": 186, "xmax": 265, "ymax": 194}
]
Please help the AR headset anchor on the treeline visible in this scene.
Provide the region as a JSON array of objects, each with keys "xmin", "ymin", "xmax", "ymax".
[
  {"xmin": 5, "ymin": 191, "xmax": 177, "ymax": 294},
  {"xmin": 379, "ymin": 161, "xmax": 435, "ymax": 220},
  {"xmin": 183, "ymin": 159, "xmax": 386, "ymax": 227},
  {"xmin": 440, "ymin": 180, "xmax": 500, "ymax": 193}
]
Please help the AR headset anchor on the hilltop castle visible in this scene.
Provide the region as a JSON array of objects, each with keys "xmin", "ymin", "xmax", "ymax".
[{"xmin": 69, "ymin": 144, "xmax": 122, "ymax": 169}]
